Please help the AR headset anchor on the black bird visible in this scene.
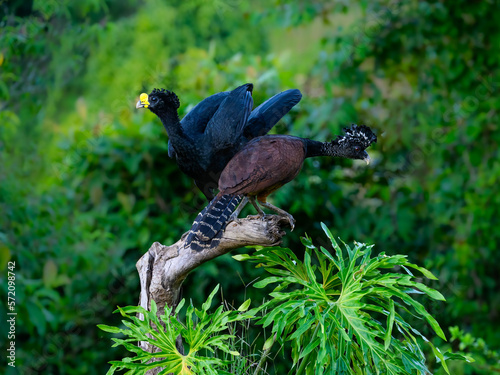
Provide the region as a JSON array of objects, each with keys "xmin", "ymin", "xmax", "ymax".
[
  {"xmin": 136, "ymin": 84, "xmax": 302, "ymax": 199},
  {"xmin": 185, "ymin": 124, "xmax": 377, "ymax": 251}
]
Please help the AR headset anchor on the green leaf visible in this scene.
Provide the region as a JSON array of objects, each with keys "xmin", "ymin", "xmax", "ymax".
[
  {"xmin": 397, "ymin": 280, "xmax": 446, "ymax": 301},
  {"xmin": 232, "ymin": 254, "xmax": 251, "ymax": 261},
  {"xmin": 299, "ymin": 337, "xmax": 320, "ymax": 359},
  {"xmin": 289, "ymin": 316, "xmax": 315, "ymax": 340},
  {"xmin": 253, "ymin": 276, "xmax": 283, "ymax": 288},
  {"xmin": 320, "ymin": 222, "xmax": 335, "ymax": 244},
  {"xmin": 300, "ymin": 236, "xmax": 316, "ymax": 249},
  {"xmin": 443, "ymin": 352, "xmax": 475, "ymax": 363},
  {"xmin": 175, "ymin": 299, "xmax": 186, "ymax": 315},
  {"xmin": 150, "ymin": 299, "xmax": 158, "ymax": 315},
  {"xmin": 384, "ymin": 299, "xmax": 395, "ymax": 350},
  {"xmin": 238, "ymin": 299, "xmax": 251, "ymax": 312},
  {"xmin": 202, "ymin": 284, "xmax": 220, "ymax": 312},
  {"xmin": 114, "ymin": 305, "xmax": 146, "ymax": 315},
  {"xmin": 263, "ymin": 336, "xmax": 275, "ymax": 351},
  {"xmin": 428, "ymin": 342, "xmax": 450, "ymax": 374},
  {"xmin": 404, "ymin": 262, "xmax": 439, "ymax": 280},
  {"xmin": 98, "ymin": 324, "xmax": 122, "ymax": 334}
]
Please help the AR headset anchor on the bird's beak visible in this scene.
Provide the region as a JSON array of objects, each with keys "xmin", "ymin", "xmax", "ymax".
[
  {"xmin": 136, "ymin": 93, "xmax": 149, "ymax": 109},
  {"xmin": 363, "ymin": 151, "xmax": 370, "ymax": 165}
]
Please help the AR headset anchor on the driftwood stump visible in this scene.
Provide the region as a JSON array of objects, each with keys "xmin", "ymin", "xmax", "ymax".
[{"xmin": 135, "ymin": 215, "xmax": 289, "ymax": 373}]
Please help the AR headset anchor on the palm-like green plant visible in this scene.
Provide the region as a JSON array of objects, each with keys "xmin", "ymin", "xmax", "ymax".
[
  {"xmin": 98, "ymin": 285, "xmax": 254, "ymax": 375},
  {"xmin": 235, "ymin": 223, "xmax": 471, "ymax": 375}
]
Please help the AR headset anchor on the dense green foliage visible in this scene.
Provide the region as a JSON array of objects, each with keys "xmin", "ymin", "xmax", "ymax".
[
  {"xmin": 101, "ymin": 228, "xmax": 469, "ymax": 374},
  {"xmin": 1, "ymin": 0, "xmax": 499, "ymax": 374}
]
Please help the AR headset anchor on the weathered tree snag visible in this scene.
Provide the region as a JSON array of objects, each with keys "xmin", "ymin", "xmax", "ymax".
[{"xmin": 135, "ymin": 215, "xmax": 289, "ymax": 372}]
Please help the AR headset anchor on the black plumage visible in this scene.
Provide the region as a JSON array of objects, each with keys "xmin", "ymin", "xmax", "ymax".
[
  {"xmin": 136, "ymin": 84, "xmax": 302, "ymax": 199},
  {"xmin": 185, "ymin": 124, "xmax": 377, "ymax": 251},
  {"xmin": 167, "ymin": 91, "xmax": 230, "ymax": 159}
]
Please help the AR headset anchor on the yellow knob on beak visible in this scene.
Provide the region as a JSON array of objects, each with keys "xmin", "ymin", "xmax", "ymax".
[{"xmin": 136, "ymin": 93, "xmax": 150, "ymax": 109}]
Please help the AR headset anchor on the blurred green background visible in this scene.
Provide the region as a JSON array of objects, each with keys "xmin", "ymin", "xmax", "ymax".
[{"xmin": 1, "ymin": 0, "xmax": 499, "ymax": 374}]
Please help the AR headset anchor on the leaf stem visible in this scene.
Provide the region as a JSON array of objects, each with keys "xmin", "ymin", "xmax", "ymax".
[{"xmin": 253, "ymin": 335, "xmax": 275, "ymax": 375}]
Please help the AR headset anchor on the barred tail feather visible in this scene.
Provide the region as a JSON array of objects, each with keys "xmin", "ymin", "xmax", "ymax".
[{"xmin": 185, "ymin": 194, "xmax": 243, "ymax": 251}]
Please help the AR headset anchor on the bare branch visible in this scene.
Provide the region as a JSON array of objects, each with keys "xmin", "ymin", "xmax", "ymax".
[{"xmin": 135, "ymin": 215, "xmax": 289, "ymax": 372}]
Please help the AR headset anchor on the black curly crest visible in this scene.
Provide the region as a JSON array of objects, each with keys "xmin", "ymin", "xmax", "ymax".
[
  {"xmin": 333, "ymin": 123, "xmax": 377, "ymax": 149},
  {"xmin": 150, "ymin": 87, "xmax": 180, "ymax": 109}
]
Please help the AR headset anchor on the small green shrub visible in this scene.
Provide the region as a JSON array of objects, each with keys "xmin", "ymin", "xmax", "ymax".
[{"xmin": 99, "ymin": 285, "xmax": 255, "ymax": 375}]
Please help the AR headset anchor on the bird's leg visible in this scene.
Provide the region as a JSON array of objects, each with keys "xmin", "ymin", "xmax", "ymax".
[
  {"xmin": 247, "ymin": 196, "xmax": 268, "ymax": 219},
  {"xmin": 258, "ymin": 201, "xmax": 295, "ymax": 231},
  {"xmin": 228, "ymin": 196, "xmax": 249, "ymax": 224},
  {"xmin": 195, "ymin": 180, "xmax": 215, "ymax": 201}
]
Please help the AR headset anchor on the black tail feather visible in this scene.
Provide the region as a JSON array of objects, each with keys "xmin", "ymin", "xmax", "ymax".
[{"xmin": 185, "ymin": 194, "xmax": 243, "ymax": 251}]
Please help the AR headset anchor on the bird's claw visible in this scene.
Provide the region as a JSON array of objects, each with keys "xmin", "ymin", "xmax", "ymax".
[
  {"xmin": 283, "ymin": 214, "xmax": 295, "ymax": 231},
  {"xmin": 228, "ymin": 214, "xmax": 242, "ymax": 225},
  {"xmin": 247, "ymin": 214, "xmax": 268, "ymax": 221}
]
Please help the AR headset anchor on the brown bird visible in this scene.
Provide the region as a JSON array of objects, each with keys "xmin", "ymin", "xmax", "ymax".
[{"xmin": 185, "ymin": 124, "xmax": 377, "ymax": 251}]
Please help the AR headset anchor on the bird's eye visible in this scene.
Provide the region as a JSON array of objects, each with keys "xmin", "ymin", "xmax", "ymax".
[
  {"xmin": 354, "ymin": 146, "xmax": 360, "ymax": 152},
  {"xmin": 151, "ymin": 97, "xmax": 157, "ymax": 102}
]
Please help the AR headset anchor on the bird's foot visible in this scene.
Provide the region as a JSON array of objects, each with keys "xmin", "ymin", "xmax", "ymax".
[
  {"xmin": 247, "ymin": 214, "xmax": 269, "ymax": 221},
  {"xmin": 228, "ymin": 213, "xmax": 242, "ymax": 225},
  {"xmin": 281, "ymin": 214, "xmax": 295, "ymax": 231}
]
